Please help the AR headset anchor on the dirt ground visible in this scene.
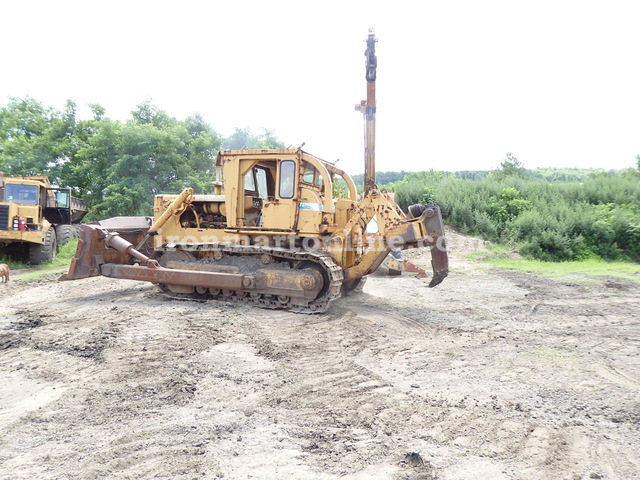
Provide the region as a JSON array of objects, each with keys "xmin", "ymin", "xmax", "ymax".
[{"xmin": 1, "ymin": 231, "xmax": 639, "ymax": 480}]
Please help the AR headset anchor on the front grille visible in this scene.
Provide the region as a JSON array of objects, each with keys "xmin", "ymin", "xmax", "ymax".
[{"xmin": 0, "ymin": 205, "xmax": 9, "ymax": 230}]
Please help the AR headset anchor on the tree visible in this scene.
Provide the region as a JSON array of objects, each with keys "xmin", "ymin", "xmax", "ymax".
[
  {"xmin": 222, "ymin": 127, "xmax": 252, "ymax": 150},
  {"xmin": 490, "ymin": 152, "xmax": 527, "ymax": 181},
  {"xmin": 63, "ymin": 118, "xmax": 120, "ymax": 214},
  {"xmin": 222, "ymin": 127, "xmax": 285, "ymax": 150},
  {"xmin": 89, "ymin": 105, "xmax": 223, "ymax": 219},
  {"xmin": 0, "ymin": 97, "xmax": 71, "ymax": 178},
  {"xmin": 130, "ymin": 100, "xmax": 173, "ymax": 128},
  {"xmin": 254, "ymin": 128, "xmax": 285, "ymax": 149},
  {"xmin": 182, "ymin": 113, "xmax": 222, "ymax": 192}
]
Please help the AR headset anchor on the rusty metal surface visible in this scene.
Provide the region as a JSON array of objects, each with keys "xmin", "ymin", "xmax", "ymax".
[
  {"xmin": 420, "ymin": 205, "xmax": 446, "ymax": 240},
  {"xmin": 253, "ymin": 267, "xmax": 322, "ymax": 300},
  {"xmin": 63, "ymin": 222, "xmax": 151, "ymax": 281},
  {"xmin": 429, "ymin": 240, "xmax": 449, "ymax": 287},
  {"xmin": 419, "ymin": 205, "xmax": 449, "ymax": 287},
  {"xmin": 157, "ymin": 245, "xmax": 343, "ymax": 312},
  {"xmin": 64, "ymin": 220, "xmax": 336, "ymax": 309},
  {"xmin": 421, "ymin": 206, "xmax": 449, "ymax": 285},
  {"xmin": 98, "ymin": 262, "xmax": 323, "ymax": 301},
  {"xmin": 104, "ymin": 232, "xmax": 151, "ymax": 264},
  {"xmin": 165, "ymin": 261, "xmax": 241, "ymax": 274},
  {"xmin": 65, "ymin": 221, "xmax": 326, "ymax": 301},
  {"xmin": 100, "ymin": 263, "xmax": 246, "ymax": 289},
  {"xmin": 361, "ymin": 29, "xmax": 377, "ymax": 194}
]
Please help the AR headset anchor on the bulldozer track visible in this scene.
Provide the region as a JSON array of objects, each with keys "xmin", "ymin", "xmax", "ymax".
[{"xmin": 158, "ymin": 244, "xmax": 344, "ymax": 313}]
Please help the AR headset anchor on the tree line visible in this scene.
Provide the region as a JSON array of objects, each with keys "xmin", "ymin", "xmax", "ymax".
[
  {"xmin": 385, "ymin": 154, "xmax": 640, "ymax": 262},
  {"xmin": 0, "ymin": 97, "xmax": 283, "ymax": 220},
  {"xmin": 2, "ymin": 98, "xmax": 638, "ymax": 262}
]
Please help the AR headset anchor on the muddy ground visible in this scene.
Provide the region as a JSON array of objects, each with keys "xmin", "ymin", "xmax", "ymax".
[{"xmin": 1, "ymin": 232, "xmax": 639, "ymax": 480}]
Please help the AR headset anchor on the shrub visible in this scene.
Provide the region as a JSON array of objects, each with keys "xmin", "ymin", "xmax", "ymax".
[
  {"xmin": 385, "ymin": 165, "xmax": 639, "ymax": 263},
  {"xmin": 520, "ymin": 230, "xmax": 576, "ymax": 262}
]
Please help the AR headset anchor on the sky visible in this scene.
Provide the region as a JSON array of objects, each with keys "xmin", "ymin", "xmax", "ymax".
[{"xmin": 1, "ymin": 0, "xmax": 639, "ymax": 175}]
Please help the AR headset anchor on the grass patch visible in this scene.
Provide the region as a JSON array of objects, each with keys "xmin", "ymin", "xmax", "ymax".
[
  {"xmin": 0, "ymin": 254, "xmax": 27, "ymax": 270},
  {"xmin": 463, "ymin": 242, "xmax": 514, "ymax": 261},
  {"xmin": 50, "ymin": 239, "xmax": 79, "ymax": 266},
  {"xmin": 465, "ymin": 247, "xmax": 640, "ymax": 283},
  {"xmin": 487, "ymin": 258, "xmax": 640, "ymax": 281},
  {"xmin": 11, "ymin": 239, "xmax": 79, "ymax": 282}
]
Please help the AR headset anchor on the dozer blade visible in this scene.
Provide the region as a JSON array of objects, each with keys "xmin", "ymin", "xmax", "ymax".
[{"xmin": 61, "ymin": 218, "xmax": 152, "ymax": 281}]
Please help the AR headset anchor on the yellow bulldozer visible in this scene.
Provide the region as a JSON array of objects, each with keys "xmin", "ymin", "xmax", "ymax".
[{"xmin": 63, "ymin": 30, "xmax": 448, "ymax": 312}]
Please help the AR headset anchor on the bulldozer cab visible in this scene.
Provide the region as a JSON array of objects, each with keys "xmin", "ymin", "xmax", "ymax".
[{"xmin": 217, "ymin": 149, "xmax": 357, "ymax": 234}]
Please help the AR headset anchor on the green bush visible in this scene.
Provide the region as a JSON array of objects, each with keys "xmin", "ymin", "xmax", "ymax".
[
  {"xmin": 386, "ymin": 167, "xmax": 640, "ymax": 263},
  {"xmin": 520, "ymin": 230, "xmax": 576, "ymax": 262}
]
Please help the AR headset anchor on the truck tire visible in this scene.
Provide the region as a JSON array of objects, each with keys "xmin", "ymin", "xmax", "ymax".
[
  {"xmin": 29, "ymin": 228, "xmax": 57, "ymax": 265},
  {"xmin": 55, "ymin": 224, "xmax": 76, "ymax": 246}
]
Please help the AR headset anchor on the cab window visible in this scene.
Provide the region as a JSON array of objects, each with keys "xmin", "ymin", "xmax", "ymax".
[
  {"xmin": 6, "ymin": 184, "xmax": 38, "ymax": 205},
  {"xmin": 244, "ymin": 171, "xmax": 256, "ymax": 192},
  {"xmin": 255, "ymin": 168, "xmax": 268, "ymax": 199},
  {"xmin": 245, "ymin": 167, "xmax": 271, "ymax": 199},
  {"xmin": 302, "ymin": 163, "xmax": 323, "ymax": 187},
  {"xmin": 56, "ymin": 190, "xmax": 70, "ymax": 208},
  {"xmin": 279, "ymin": 160, "xmax": 295, "ymax": 199},
  {"xmin": 303, "ymin": 164, "xmax": 315, "ymax": 184}
]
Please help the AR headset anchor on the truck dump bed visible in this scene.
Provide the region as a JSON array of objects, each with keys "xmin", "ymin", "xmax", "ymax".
[{"xmin": 44, "ymin": 189, "xmax": 88, "ymax": 225}]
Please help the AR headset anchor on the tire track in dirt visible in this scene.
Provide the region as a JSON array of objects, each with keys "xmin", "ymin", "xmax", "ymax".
[
  {"xmin": 67, "ymin": 301, "xmax": 233, "ymax": 479},
  {"xmin": 237, "ymin": 307, "xmax": 417, "ymax": 475},
  {"xmin": 238, "ymin": 269, "xmax": 640, "ymax": 479},
  {"xmin": 0, "ymin": 281, "xmax": 230, "ymax": 480},
  {"xmin": 238, "ymin": 300, "xmax": 547, "ymax": 478}
]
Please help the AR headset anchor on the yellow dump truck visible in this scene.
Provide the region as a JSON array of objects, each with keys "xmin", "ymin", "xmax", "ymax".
[{"xmin": 0, "ymin": 174, "xmax": 88, "ymax": 264}]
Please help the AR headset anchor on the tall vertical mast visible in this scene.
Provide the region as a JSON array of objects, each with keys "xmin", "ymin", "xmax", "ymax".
[{"xmin": 356, "ymin": 29, "xmax": 377, "ymax": 194}]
